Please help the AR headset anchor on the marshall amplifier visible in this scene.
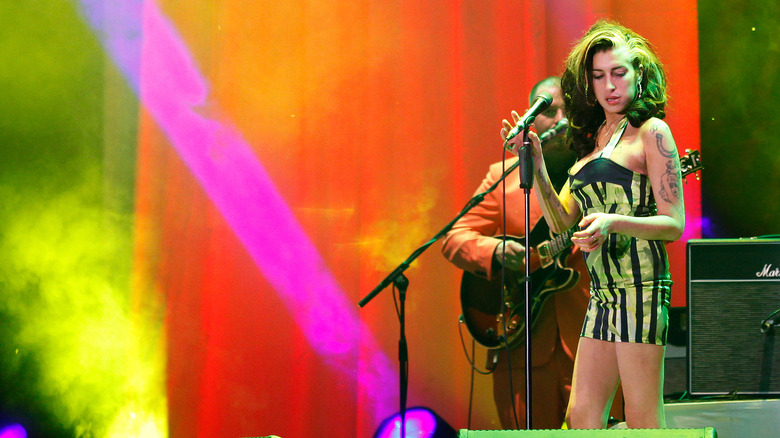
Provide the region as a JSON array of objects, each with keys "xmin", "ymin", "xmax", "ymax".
[{"xmin": 687, "ymin": 238, "xmax": 780, "ymax": 395}]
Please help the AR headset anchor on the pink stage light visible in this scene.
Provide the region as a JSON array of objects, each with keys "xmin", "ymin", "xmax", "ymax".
[
  {"xmin": 373, "ymin": 407, "xmax": 455, "ymax": 438},
  {"xmin": 74, "ymin": 0, "xmax": 398, "ymax": 424},
  {"xmin": 0, "ymin": 424, "xmax": 26, "ymax": 438}
]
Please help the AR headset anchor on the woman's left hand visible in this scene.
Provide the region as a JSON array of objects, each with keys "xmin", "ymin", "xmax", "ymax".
[{"xmin": 571, "ymin": 212, "xmax": 614, "ymax": 252}]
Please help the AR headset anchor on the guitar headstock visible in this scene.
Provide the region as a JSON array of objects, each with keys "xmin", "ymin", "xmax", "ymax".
[{"xmin": 680, "ymin": 149, "xmax": 703, "ymax": 180}]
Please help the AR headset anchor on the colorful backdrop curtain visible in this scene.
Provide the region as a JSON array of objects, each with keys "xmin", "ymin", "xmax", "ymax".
[
  {"xmin": 146, "ymin": 1, "xmax": 701, "ymax": 436},
  {"xmin": 1, "ymin": 1, "xmax": 703, "ymax": 437}
]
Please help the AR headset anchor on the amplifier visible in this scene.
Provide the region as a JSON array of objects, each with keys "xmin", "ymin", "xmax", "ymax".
[{"xmin": 687, "ymin": 238, "xmax": 780, "ymax": 395}]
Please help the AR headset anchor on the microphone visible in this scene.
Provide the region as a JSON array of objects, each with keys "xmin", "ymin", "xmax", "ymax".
[
  {"xmin": 504, "ymin": 92, "xmax": 553, "ymax": 143},
  {"xmin": 760, "ymin": 308, "xmax": 780, "ymax": 334},
  {"xmin": 539, "ymin": 118, "xmax": 569, "ymax": 144}
]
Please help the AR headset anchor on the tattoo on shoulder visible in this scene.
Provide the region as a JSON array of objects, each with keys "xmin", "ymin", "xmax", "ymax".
[{"xmin": 653, "ymin": 124, "xmax": 677, "ymax": 159}]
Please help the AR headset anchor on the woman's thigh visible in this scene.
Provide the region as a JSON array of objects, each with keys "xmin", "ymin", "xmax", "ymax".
[
  {"xmin": 568, "ymin": 337, "xmax": 621, "ymax": 427},
  {"xmin": 615, "ymin": 342, "xmax": 666, "ymax": 427}
]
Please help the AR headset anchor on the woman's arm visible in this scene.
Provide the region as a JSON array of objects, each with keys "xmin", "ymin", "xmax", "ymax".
[
  {"xmin": 573, "ymin": 118, "xmax": 685, "ymax": 250},
  {"xmin": 636, "ymin": 118, "xmax": 685, "ymax": 239},
  {"xmin": 502, "ymin": 114, "xmax": 582, "ymax": 234},
  {"xmin": 529, "ymin": 134, "xmax": 582, "ymax": 234}
]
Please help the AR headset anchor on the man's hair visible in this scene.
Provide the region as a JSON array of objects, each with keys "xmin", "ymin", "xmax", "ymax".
[
  {"xmin": 529, "ymin": 76, "xmax": 560, "ymax": 106},
  {"xmin": 561, "ymin": 20, "xmax": 668, "ymax": 159}
]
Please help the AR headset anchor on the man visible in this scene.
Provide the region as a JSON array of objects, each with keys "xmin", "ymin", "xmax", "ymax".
[{"xmin": 442, "ymin": 77, "xmax": 617, "ymax": 429}]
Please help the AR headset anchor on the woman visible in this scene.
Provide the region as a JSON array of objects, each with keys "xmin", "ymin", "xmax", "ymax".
[{"xmin": 502, "ymin": 21, "xmax": 685, "ymax": 429}]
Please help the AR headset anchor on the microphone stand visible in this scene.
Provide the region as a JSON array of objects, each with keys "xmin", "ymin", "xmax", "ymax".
[
  {"xmin": 358, "ymin": 162, "xmax": 522, "ymax": 434},
  {"xmin": 761, "ymin": 308, "xmax": 780, "ymax": 334},
  {"xmin": 359, "ymin": 129, "xmax": 551, "ymax": 434},
  {"xmin": 396, "ymin": 273, "xmax": 409, "ymax": 438},
  {"xmin": 518, "ymin": 126, "xmax": 535, "ymax": 430},
  {"xmin": 760, "ymin": 307, "xmax": 780, "ymax": 393},
  {"xmin": 358, "ymin": 167, "xmax": 514, "ymax": 433}
]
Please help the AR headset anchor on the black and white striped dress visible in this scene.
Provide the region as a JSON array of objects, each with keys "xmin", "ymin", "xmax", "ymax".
[{"xmin": 569, "ymin": 119, "xmax": 671, "ymax": 345}]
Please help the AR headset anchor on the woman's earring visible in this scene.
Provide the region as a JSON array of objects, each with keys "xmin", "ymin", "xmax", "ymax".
[{"xmin": 637, "ymin": 79, "xmax": 644, "ymax": 98}]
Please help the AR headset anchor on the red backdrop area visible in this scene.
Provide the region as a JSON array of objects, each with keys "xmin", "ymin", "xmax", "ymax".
[{"xmin": 137, "ymin": 1, "xmax": 700, "ymax": 436}]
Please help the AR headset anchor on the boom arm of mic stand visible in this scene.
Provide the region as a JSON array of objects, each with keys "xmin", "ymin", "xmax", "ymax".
[
  {"xmin": 356, "ymin": 148, "xmax": 531, "ymax": 437},
  {"xmin": 358, "ymin": 160, "xmax": 521, "ymax": 308},
  {"xmin": 357, "ymin": 174, "xmax": 515, "ymax": 435}
]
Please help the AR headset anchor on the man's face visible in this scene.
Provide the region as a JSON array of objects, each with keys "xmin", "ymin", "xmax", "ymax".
[
  {"xmin": 531, "ymin": 84, "xmax": 566, "ymax": 157},
  {"xmin": 531, "ymin": 84, "xmax": 572, "ymax": 169}
]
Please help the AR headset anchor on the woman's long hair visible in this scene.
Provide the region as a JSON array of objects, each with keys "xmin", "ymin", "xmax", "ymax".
[{"xmin": 561, "ymin": 20, "xmax": 668, "ymax": 159}]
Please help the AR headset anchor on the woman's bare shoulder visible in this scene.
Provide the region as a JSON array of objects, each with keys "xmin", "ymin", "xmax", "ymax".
[
  {"xmin": 638, "ymin": 117, "xmax": 672, "ymax": 138},
  {"xmin": 638, "ymin": 118, "xmax": 678, "ymax": 163}
]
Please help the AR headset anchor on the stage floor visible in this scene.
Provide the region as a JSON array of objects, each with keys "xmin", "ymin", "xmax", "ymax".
[{"xmin": 663, "ymin": 398, "xmax": 780, "ymax": 437}]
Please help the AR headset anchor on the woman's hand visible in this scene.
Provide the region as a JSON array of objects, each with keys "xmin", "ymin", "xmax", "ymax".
[
  {"xmin": 500, "ymin": 111, "xmax": 543, "ymax": 158},
  {"xmin": 500, "ymin": 110, "xmax": 521, "ymax": 141},
  {"xmin": 571, "ymin": 212, "xmax": 616, "ymax": 252}
]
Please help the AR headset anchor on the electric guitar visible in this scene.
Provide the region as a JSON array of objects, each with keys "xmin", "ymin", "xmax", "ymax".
[{"xmin": 460, "ymin": 149, "xmax": 702, "ymax": 349}]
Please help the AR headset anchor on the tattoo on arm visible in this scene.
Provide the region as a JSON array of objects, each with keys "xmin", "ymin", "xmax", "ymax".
[
  {"xmin": 535, "ymin": 166, "xmax": 567, "ymax": 230},
  {"xmin": 654, "ymin": 126, "xmax": 683, "ymax": 206},
  {"xmin": 659, "ymin": 159, "xmax": 681, "ymax": 204},
  {"xmin": 655, "ymin": 125, "xmax": 677, "ymax": 159}
]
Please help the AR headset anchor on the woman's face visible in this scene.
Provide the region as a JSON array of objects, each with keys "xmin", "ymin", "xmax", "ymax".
[{"xmin": 590, "ymin": 46, "xmax": 640, "ymax": 115}]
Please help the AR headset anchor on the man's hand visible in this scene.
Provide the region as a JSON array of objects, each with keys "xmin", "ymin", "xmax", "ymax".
[{"xmin": 494, "ymin": 239, "xmax": 526, "ymax": 271}]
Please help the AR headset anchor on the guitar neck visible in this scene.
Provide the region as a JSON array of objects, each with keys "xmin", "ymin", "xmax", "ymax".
[{"xmin": 535, "ymin": 227, "xmax": 575, "ymax": 268}]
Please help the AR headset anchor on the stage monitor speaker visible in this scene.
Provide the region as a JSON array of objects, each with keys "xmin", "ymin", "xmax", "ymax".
[
  {"xmin": 687, "ymin": 238, "xmax": 780, "ymax": 396},
  {"xmin": 458, "ymin": 428, "xmax": 716, "ymax": 437}
]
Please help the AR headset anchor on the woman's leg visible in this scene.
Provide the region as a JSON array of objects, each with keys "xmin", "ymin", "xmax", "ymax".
[
  {"xmin": 615, "ymin": 342, "xmax": 666, "ymax": 428},
  {"xmin": 565, "ymin": 337, "xmax": 620, "ymax": 429}
]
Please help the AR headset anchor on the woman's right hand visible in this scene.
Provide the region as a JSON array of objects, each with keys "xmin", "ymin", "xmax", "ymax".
[
  {"xmin": 500, "ymin": 110, "xmax": 521, "ymax": 142},
  {"xmin": 500, "ymin": 111, "xmax": 543, "ymax": 158}
]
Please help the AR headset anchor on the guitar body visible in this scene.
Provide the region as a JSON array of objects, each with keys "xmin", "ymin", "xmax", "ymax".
[{"xmin": 460, "ymin": 218, "xmax": 580, "ymax": 349}]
